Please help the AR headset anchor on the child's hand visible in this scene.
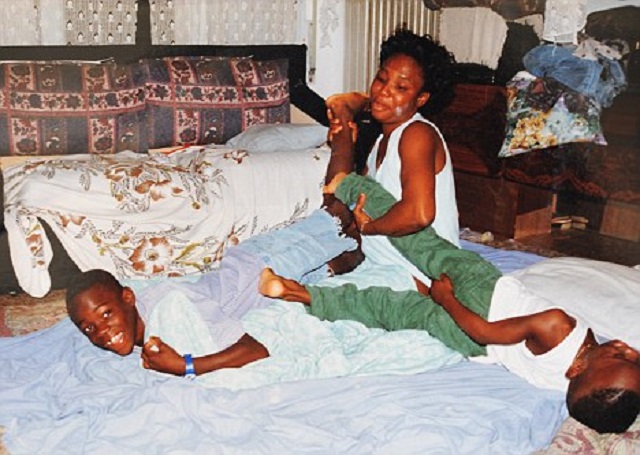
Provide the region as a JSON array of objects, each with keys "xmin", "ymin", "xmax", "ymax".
[
  {"xmin": 326, "ymin": 92, "xmax": 368, "ymax": 120},
  {"xmin": 141, "ymin": 336, "xmax": 186, "ymax": 376},
  {"xmin": 327, "ymin": 117, "xmax": 358, "ymax": 144},
  {"xmin": 354, "ymin": 193, "xmax": 373, "ymax": 234},
  {"xmin": 144, "ymin": 335, "xmax": 161, "ymax": 353},
  {"xmin": 430, "ymin": 274, "xmax": 455, "ymax": 305}
]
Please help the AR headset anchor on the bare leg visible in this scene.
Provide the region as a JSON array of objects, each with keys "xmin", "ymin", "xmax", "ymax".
[
  {"xmin": 259, "ymin": 268, "xmax": 312, "ymax": 304},
  {"xmin": 322, "ymin": 193, "xmax": 365, "ymax": 275},
  {"xmin": 325, "ymin": 117, "xmax": 356, "ymax": 185}
]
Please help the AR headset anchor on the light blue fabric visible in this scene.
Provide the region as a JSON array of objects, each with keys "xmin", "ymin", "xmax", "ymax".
[
  {"xmin": 225, "ymin": 124, "xmax": 329, "ymax": 152},
  {"xmin": 459, "ymin": 239, "xmax": 545, "ymax": 273},
  {"xmin": 126, "ymin": 208, "xmax": 358, "ymax": 350},
  {"xmin": 317, "ymin": 258, "xmax": 418, "ymax": 291},
  {"xmin": 0, "ymin": 244, "xmax": 567, "ymax": 455},
  {"xmin": 145, "ymin": 289, "xmax": 222, "ymax": 355},
  {"xmin": 524, "ymin": 44, "xmax": 627, "ymax": 107},
  {"xmin": 148, "ymin": 300, "xmax": 463, "ymax": 390},
  {"xmin": 238, "ymin": 208, "xmax": 357, "ymax": 283},
  {"xmin": 0, "ymin": 318, "xmax": 566, "ymax": 455}
]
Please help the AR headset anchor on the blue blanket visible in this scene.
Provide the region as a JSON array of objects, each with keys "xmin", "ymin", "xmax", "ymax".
[
  {"xmin": 150, "ymin": 300, "xmax": 464, "ymax": 390},
  {"xmin": 0, "ymin": 241, "xmax": 567, "ymax": 454},
  {"xmin": 0, "ymin": 318, "xmax": 566, "ymax": 454}
]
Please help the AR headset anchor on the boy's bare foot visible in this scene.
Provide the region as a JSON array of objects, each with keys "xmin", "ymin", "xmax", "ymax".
[
  {"xmin": 259, "ymin": 268, "xmax": 285, "ymax": 298},
  {"xmin": 258, "ymin": 268, "xmax": 312, "ymax": 304}
]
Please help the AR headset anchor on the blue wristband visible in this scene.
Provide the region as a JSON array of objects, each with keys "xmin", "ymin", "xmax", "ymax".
[{"xmin": 183, "ymin": 353, "xmax": 196, "ymax": 378}]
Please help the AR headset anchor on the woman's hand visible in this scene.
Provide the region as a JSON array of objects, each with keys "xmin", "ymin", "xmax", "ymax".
[
  {"xmin": 353, "ymin": 193, "xmax": 373, "ymax": 234},
  {"xmin": 326, "ymin": 92, "xmax": 367, "ymax": 144},
  {"xmin": 141, "ymin": 336, "xmax": 186, "ymax": 376}
]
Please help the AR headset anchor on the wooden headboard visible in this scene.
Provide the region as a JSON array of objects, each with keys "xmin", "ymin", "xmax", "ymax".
[{"xmin": 0, "ymin": 0, "xmax": 328, "ymax": 126}]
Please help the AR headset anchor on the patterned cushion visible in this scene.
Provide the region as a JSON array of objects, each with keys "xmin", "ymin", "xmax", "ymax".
[
  {"xmin": 0, "ymin": 61, "xmax": 147, "ymax": 156},
  {"xmin": 498, "ymin": 72, "xmax": 606, "ymax": 158},
  {"xmin": 536, "ymin": 416, "xmax": 640, "ymax": 455},
  {"xmin": 144, "ymin": 57, "xmax": 290, "ymax": 148}
]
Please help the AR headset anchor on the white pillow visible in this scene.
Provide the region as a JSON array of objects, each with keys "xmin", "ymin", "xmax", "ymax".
[
  {"xmin": 226, "ymin": 124, "xmax": 328, "ymax": 152},
  {"xmin": 508, "ymin": 257, "xmax": 640, "ymax": 349}
]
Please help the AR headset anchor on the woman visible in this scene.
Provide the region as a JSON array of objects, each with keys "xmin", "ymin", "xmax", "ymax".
[{"xmin": 324, "ymin": 27, "xmax": 459, "ymax": 292}]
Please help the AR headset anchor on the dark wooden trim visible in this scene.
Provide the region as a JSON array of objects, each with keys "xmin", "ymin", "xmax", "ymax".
[{"xmin": 136, "ymin": 0, "xmax": 152, "ymax": 48}]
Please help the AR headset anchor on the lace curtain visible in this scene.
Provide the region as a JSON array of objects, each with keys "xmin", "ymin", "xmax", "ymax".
[
  {"xmin": 156, "ymin": 0, "xmax": 304, "ymax": 45},
  {"xmin": 542, "ymin": 0, "xmax": 588, "ymax": 44},
  {"xmin": 0, "ymin": 0, "xmax": 138, "ymax": 45},
  {"xmin": 64, "ymin": 0, "xmax": 139, "ymax": 45},
  {"xmin": 0, "ymin": 0, "xmax": 307, "ymax": 46}
]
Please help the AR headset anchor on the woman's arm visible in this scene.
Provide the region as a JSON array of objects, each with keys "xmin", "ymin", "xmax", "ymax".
[
  {"xmin": 430, "ymin": 274, "xmax": 575, "ymax": 354},
  {"xmin": 141, "ymin": 334, "xmax": 269, "ymax": 376},
  {"xmin": 359, "ymin": 122, "xmax": 438, "ymax": 236}
]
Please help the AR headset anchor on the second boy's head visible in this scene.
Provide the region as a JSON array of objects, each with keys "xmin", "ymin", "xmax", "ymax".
[
  {"xmin": 566, "ymin": 339, "xmax": 640, "ymax": 433},
  {"xmin": 66, "ymin": 269, "xmax": 145, "ymax": 356}
]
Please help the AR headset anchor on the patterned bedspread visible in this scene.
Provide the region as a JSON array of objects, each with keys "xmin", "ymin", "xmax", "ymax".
[{"xmin": 3, "ymin": 146, "xmax": 330, "ymax": 297}]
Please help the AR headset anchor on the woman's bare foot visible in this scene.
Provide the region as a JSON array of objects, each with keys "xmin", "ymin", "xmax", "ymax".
[{"xmin": 258, "ymin": 268, "xmax": 312, "ymax": 304}]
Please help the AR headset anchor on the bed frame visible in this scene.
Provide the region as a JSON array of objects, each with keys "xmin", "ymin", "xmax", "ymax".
[{"xmin": 0, "ymin": 1, "xmax": 328, "ymax": 295}]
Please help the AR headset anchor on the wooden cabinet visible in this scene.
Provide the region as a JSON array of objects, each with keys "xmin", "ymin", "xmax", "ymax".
[{"xmin": 453, "ymin": 170, "xmax": 553, "ymax": 239}]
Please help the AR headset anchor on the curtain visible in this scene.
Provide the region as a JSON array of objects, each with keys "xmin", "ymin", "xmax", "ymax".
[
  {"xmin": 0, "ymin": 0, "xmax": 138, "ymax": 46},
  {"xmin": 0, "ymin": 1, "xmax": 45, "ymax": 45},
  {"xmin": 439, "ymin": 7, "xmax": 508, "ymax": 69},
  {"xmin": 168, "ymin": 0, "xmax": 303, "ymax": 45},
  {"xmin": 0, "ymin": 0, "xmax": 307, "ymax": 46},
  {"xmin": 64, "ymin": 0, "xmax": 139, "ymax": 45}
]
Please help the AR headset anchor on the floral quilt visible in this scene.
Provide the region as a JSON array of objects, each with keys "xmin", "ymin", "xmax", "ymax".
[{"xmin": 3, "ymin": 146, "xmax": 330, "ymax": 297}]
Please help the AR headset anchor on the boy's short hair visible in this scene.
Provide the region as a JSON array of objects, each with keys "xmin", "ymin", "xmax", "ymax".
[
  {"xmin": 568, "ymin": 388, "xmax": 640, "ymax": 433},
  {"xmin": 66, "ymin": 269, "xmax": 123, "ymax": 314},
  {"xmin": 379, "ymin": 27, "xmax": 456, "ymax": 116}
]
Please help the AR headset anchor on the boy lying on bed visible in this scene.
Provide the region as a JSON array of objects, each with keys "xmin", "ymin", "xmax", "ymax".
[
  {"xmin": 259, "ymin": 172, "xmax": 640, "ymax": 435},
  {"xmin": 66, "ymin": 167, "xmax": 638, "ymax": 433},
  {"xmin": 65, "ymin": 202, "xmax": 361, "ymax": 375},
  {"xmin": 64, "ymin": 196, "xmax": 463, "ymax": 390}
]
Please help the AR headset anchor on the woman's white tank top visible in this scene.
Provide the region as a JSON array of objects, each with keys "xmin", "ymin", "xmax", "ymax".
[{"xmin": 363, "ymin": 112, "xmax": 459, "ymax": 286}]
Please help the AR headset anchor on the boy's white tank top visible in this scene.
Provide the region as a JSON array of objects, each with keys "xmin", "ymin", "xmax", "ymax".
[
  {"xmin": 485, "ymin": 276, "xmax": 589, "ymax": 392},
  {"xmin": 363, "ymin": 112, "xmax": 460, "ymax": 287}
]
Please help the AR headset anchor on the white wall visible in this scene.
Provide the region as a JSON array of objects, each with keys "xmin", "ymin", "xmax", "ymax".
[{"xmin": 307, "ymin": 0, "xmax": 347, "ymax": 98}]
